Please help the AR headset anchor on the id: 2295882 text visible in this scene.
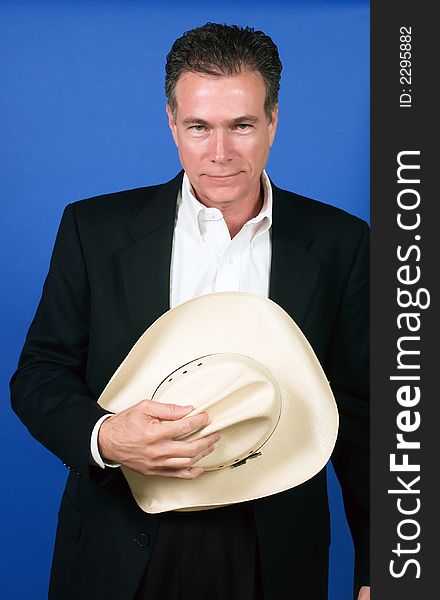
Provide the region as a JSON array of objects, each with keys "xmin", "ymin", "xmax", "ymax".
[{"xmin": 400, "ymin": 26, "xmax": 412, "ymax": 108}]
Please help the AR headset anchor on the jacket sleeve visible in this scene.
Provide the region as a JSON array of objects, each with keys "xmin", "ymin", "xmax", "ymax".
[
  {"xmin": 326, "ymin": 221, "xmax": 370, "ymax": 595},
  {"xmin": 10, "ymin": 203, "xmax": 112, "ymax": 483}
]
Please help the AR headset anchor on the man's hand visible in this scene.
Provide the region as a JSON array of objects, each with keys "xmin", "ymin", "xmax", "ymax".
[
  {"xmin": 98, "ymin": 399, "xmax": 219, "ymax": 479},
  {"xmin": 358, "ymin": 586, "xmax": 370, "ymax": 600}
]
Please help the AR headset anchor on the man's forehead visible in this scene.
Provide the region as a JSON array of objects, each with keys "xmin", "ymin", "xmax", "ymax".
[
  {"xmin": 174, "ymin": 69, "xmax": 265, "ymax": 92},
  {"xmin": 172, "ymin": 70, "xmax": 266, "ymax": 115}
]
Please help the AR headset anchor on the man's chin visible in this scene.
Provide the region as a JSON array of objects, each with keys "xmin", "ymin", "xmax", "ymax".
[
  {"xmin": 192, "ymin": 181, "xmax": 246, "ymax": 206},
  {"xmin": 198, "ymin": 189, "xmax": 243, "ymax": 206}
]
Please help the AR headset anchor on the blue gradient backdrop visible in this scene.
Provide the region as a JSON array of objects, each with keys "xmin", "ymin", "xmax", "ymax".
[{"xmin": 0, "ymin": 1, "xmax": 369, "ymax": 598}]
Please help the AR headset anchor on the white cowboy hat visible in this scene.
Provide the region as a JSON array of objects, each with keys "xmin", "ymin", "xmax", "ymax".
[{"xmin": 97, "ymin": 292, "xmax": 338, "ymax": 514}]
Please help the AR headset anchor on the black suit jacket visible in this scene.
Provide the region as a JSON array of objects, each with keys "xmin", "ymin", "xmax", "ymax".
[{"xmin": 10, "ymin": 172, "xmax": 369, "ymax": 599}]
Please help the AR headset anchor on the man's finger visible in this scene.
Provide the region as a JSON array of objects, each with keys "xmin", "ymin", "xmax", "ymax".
[
  {"xmin": 161, "ymin": 411, "xmax": 210, "ymax": 439},
  {"xmin": 160, "ymin": 444, "xmax": 216, "ymax": 468},
  {"xmin": 357, "ymin": 586, "xmax": 370, "ymax": 600},
  {"xmin": 162, "ymin": 432, "xmax": 220, "ymax": 459},
  {"xmin": 139, "ymin": 399, "xmax": 194, "ymax": 420}
]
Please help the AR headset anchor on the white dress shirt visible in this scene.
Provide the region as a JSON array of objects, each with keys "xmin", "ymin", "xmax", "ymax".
[
  {"xmin": 170, "ymin": 171, "xmax": 272, "ymax": 307},
  {"xmin": 91, "ymin": 171, "xmax": 273, "ymax": 468}
]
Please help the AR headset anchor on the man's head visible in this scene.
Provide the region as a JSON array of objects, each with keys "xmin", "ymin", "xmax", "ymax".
[
  {"xmin": 165, "ymin": 23, "xmax": 282, "ymax": 210},
  {"xmin": 165, "ymin": 23, "xmax": 282, "ymax": 123}
]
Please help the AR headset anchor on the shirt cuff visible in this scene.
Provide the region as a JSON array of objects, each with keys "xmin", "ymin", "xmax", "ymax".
[{"xmin": 90, "ymin": 414, "xmax": 121, "ymax": 469}]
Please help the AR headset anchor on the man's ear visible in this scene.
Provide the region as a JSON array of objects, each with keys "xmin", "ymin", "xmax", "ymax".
[
  {"xmin": 268, "ymin": 104, "xmax": 279, "ymax": 148},
  {"xmin": 166, "ymin": 105, "xmax": 178, "ymax": 147}
]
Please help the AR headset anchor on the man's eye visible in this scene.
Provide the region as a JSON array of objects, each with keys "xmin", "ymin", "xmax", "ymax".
[
  {"xmin": 191, "ymin": 125, "xmax": 206, "ymax": 132},
  {"xmin": 235, "ymin": 123, "xmax": 251, "ymax": 131}
]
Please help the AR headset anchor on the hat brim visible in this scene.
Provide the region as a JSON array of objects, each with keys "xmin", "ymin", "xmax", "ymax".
[{"xmin": 98, "ymin": 292, "xmax": 338, "ymax": 513}]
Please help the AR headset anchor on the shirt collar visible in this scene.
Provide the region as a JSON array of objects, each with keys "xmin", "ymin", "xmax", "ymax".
[{"xmin": 179, "ymin": 171, "xmax": 273, "ymax": 241}]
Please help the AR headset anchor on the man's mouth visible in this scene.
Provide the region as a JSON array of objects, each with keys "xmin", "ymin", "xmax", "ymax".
[{"xmin": 204, "ymin": 172, "xmax": 242, "ymax": 180}]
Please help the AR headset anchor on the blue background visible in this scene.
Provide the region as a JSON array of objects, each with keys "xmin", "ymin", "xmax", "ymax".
[{"xmin": 0, "ymin": 1, "xmax": 369, "ymax": 597}]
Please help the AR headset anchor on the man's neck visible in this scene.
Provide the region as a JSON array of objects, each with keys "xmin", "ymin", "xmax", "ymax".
[{"xmin": 221, "ymin": 187, "xmax": 263, "ymax": 238}]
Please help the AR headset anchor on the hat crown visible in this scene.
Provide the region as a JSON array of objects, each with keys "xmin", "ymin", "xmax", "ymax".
[{"xmin": 152, "ymin": 353, "xmax": 281, "ymax": 471}]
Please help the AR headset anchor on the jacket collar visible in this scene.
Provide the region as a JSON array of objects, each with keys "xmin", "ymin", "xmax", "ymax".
[{"xmin": 126, "ymin": 171, "xmax": 183, "ymax": 241}]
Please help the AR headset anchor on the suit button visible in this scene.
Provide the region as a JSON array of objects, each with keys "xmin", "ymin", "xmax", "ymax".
[{"xmin": 134, "ymin": 533, "xmax": 149, "ymax": 547}]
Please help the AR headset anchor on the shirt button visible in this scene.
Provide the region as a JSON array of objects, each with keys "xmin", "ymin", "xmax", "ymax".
[
  {"xmin": 225, "ymin": 256, "xmax": 234, "ymax": 265},
  {"xmin": 134, "ymin": 533, "xmax": 150, "ymax": 547}
]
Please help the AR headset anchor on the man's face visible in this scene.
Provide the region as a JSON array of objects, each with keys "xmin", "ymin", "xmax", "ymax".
[{"xmin": 166, "ymin": 70, "xmax": 278, "ymax": 209}]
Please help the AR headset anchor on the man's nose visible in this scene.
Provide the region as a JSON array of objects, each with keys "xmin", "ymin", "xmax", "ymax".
[{"xmin": 209, "ymin": 130, "xmax": 232, "ymax": 163}]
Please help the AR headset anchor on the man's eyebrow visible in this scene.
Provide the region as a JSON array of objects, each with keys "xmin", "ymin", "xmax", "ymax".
[
  {"xmin": 230, "ymin": 115, "xmax": 259, "ymax": 125},
  {"xmin": 181, "ymin": 115, "xmax": 260, "ymax": 126},
  {"xmin": 181, "ymin": 117, "xmax": 210, "ymax": 126}
]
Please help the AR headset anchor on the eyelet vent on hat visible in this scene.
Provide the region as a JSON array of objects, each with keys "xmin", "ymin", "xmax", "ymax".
[
  {"xmin": 231, "ymin": 451, "xmax": 262, "ymax": 468},
  {"xmin": 152, "ymin": 353, "xmax": 281, "ymax": 471}
]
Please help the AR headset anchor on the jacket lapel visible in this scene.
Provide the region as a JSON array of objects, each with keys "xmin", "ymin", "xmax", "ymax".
[
  {"xmin": 269, "ymin": 183, "xmax": 322, "ymax": 327},
  {"xmin": 116, "ymin": 172, "xmax": 183, "ymax": 339}
]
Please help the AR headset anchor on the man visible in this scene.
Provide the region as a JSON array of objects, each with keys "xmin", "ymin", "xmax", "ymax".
[{"xmin": 10, "ymin": 23, "xmax": 369, "ymax": 599}]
